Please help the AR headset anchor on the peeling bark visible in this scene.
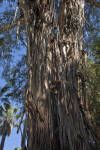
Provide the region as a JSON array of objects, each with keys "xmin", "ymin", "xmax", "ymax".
[{"xmin": 20, "ymin": 0, "xmax": 97, "ymax": 150}]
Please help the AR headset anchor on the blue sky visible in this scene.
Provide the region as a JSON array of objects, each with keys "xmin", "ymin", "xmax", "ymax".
[
  {"xmin": 0, "ymin": 128, "xmax": 21, "ymax": 150},
  {"xmin": 0, "ymin": 72, "xmax": 23, "ymax": 149},
  {"xmin": 0, "ymin": 1, "xmax": 26, "ymax": 149},
  {"xmin": 0, "ymin": 74, "xmax": 22, "ymax": 149},
  {"xmin": 0, "ymin": 78, "xmax": 22, "ymax": 149},
  {"xmin": 0, "ymin": 61, "xmax": 22, "ymax": 150},
  {"xmin": 0, "ymin": 0, "xmax": 99, "ymax": 149}
]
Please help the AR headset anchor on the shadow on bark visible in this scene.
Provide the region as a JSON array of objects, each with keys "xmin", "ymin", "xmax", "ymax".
[{"xmin": 18, "ymin": 0, "xmax": 98, "ymax": 150}]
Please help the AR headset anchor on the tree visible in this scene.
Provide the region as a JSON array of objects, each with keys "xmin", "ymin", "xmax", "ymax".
[
  {"xmin": 0, "ymin": 0, "xmax": 100, "ymax": 150},
  {"xmin": 17, "ymin": 0, "xmax": 99, "ymax": 150},
  {"xmin": 14, "ymin": 148, "xmax": 22, "ymax": 150},
  {"xmin": 0, "ymin": 104, "xmax": 20, "ymax": 150}
]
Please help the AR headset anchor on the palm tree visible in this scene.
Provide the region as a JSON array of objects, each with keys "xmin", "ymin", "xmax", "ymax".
[
  {"xmin": 0, "ymin": 103, "xmax": 20, "ymax": 150},
  {"xmin": 14, "ymin": 148, "xmax": 22, "ymax": 150}
]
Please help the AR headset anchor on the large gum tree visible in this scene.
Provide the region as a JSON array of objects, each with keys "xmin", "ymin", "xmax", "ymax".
[{"xmin": 11, "ymin": 0, "xmax": 100, "ymax": 149}]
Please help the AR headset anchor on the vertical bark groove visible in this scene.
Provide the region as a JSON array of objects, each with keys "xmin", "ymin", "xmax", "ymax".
[{"xmin": 20, "ymin": 0, "xmax": 97, "ymax": 149}]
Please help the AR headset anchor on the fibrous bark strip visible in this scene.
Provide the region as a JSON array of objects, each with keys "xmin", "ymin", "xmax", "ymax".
[{"xmin": 19, "ymin": 0, "xmax": 97, "ymax": 150}]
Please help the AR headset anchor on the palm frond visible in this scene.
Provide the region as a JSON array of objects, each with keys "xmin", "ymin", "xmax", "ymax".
[{"xmin": 13, "ymin": 108, "xmax": 19, "ymax": 114}]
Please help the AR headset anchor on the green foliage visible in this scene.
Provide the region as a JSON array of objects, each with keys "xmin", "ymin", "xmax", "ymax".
[
  {"xmin": 86, "ymin": 59, "xmax": 100, "ymax": 126},
  {"xmin": 90, "ymin": 38, "xmax": 100, "ymax": 64},
  {"xmin": 84, "ymin": 2, "xmax": 100, "ymax": 54},
  {"xmin": 0, "ymin": 104, "xmax": 20, "ymax": 125},
  {"xmin": 9, "ymin": 147, "xmax": 22, "ymax": 150},
  {"xmin": 0, "ymin": 104, "xmax": 20, "ymax": 138},
  {"xmin": 0, "ymin": 0, "xmax": 27, "ymax": 105},
  {"xmin": 0, "ymin": 0, "xmax": 99, "ymax": 148},
  {"xmin": 3, "ymin": 55, "xmax": 28, "ymax": 104},
  {"xmin": 0, "ymin": 103, "xmax": 20, "ymax": 149},
  {"xmin": 14, "ymin": 148, "xmax": 22, "ymax": 150},
  {"xmin": 0, "ymin": 0, "xmax": 16, "ymax": 3},
  {"xmin": 0, "ymin": 37, "xmax": 4, "ymax": 45},
  {"xmin": 0, "ymin": 85, "xmax": 10, "ymax": 95}
]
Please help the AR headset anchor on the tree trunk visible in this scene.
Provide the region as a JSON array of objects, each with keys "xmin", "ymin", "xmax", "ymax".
[
  {"xmin": 19, "ymin": 0, "xmax": 97, "ymax": 149},
  {"xmin": 0, "ymin": 133, "xmax": 6, "ymax": 150}
]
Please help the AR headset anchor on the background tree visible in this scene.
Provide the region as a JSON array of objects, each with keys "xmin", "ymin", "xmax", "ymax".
[
  {"xmin": 14, "ymin": 147, "xmax": 22, "ymax": 150},
  {"xmin": 0, "ymin": 103, "xmax": 20, "ymax": 150},
  {"xmin": 86, "ymin": 38, "xmax": 100, "ymax": 142}
]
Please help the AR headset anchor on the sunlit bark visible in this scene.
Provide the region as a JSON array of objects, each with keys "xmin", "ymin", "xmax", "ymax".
[{"xmin": 19, "ymin": 0, "xmax": 97, "ymax": 149}]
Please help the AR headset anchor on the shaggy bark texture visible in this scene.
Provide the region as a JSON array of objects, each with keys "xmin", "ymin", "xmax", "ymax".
[{"xmin": 19, "ymin": 0, "xmax": 97, "ymax": 150}]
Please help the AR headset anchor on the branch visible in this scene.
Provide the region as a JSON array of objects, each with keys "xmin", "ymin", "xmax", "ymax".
[
  {"xmin": 18, "ymin": 0, "xmax": 29, "ymax": 22},
  {"xmin": 17, "ymin": 110, "xmax": 25, "ymax": 134},
  {"xmin": 85, "ymin": 0, "xmax": 100, "ymax": 8},
  {"xmin": 18, "ymin": 33, "xmax": 27, "ymax": 48},
  {"xmin": 0, "ymin": 19, "xmax": 25, "ymax": 34}
]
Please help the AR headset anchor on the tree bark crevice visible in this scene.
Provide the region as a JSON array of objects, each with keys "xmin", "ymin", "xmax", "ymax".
[{"xmin": 20, "ymin": 0, "xmax": 97, "ymax": 149}]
